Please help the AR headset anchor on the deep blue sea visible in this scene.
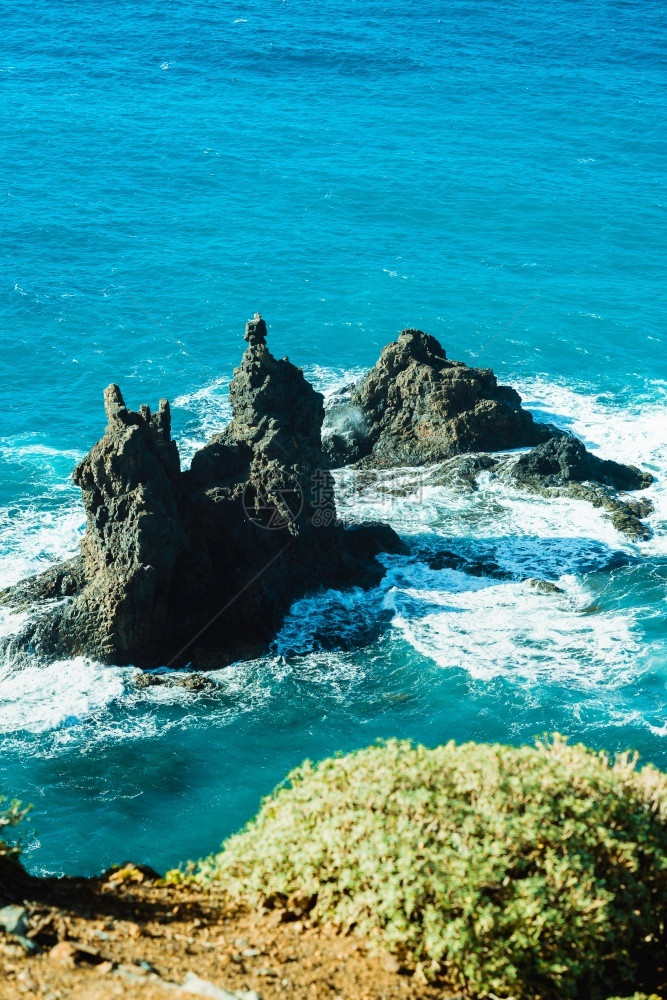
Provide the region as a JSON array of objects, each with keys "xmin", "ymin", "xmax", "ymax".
[{"xmin": 1, "ymin": 0, "xmax": 665, "ymax": 876}]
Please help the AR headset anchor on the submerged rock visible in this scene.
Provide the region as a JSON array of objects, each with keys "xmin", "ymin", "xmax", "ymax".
[
  {"xmin": 423, "ymin": 548, "xmax": 512, "ymax": 580},
  {"xmin": 526, "ymin": 578, "xmax": 565, "ymax": 595},
  {"xmin": 0, "ymin": 558, "xmax": 84, "ymax": 612},
  {"xmin": 322, "ymin": 328, "xmax": 554, "ymax": 468},
  {"xmin": 133, "ymin": 672, "xmax": 216, "ymax": 692},
  {"xmin": 1, "ymin": 317, "xmax": 403, "ymax": 670}
]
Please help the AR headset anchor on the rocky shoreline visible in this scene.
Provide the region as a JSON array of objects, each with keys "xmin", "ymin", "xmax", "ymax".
[
  {"xmin": 0, "ymin": 316, "xmax": 654, "ymax": 672},
  {"xmin": 321, "ymin": 327, "xmax": 654, "ymax": 539}
]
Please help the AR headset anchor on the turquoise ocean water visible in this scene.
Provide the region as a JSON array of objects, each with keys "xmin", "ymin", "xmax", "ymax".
[{"xmin": 1, "ymin": 0, "xmax": 665, "ymax": 875}]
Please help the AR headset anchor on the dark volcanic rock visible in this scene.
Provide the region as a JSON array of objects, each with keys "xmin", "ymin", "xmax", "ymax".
[
  {"xmin": 244, "ymin": 311, "xmax": 267, "ymax": 347},
  {"xmin": 424, "ymin": 549, "xmax": 512, "ymax": 580},
  {"xmin": 0, "ymin": 558, "xmax": 84, "ymax": 612},
  {"xmin": 1, "ymin": 317, "xmax": 402, "ymax": 670},
  {"xmin": 322, "ymin": 329, "xmax": 554, "ymax": 468},
  {"xmin": 2, "ymin": 388, "xmax": 190, "ymax": 665},
  {"xmin": 318, "ymin": 326, "xmax": 655, "ymax": 541},
  {"xmin": 343, "ymin": 522, "xmax": 409, "ymax": 564},
  {"xmin": 70, "ymin": 385, "xmax": 189, "ymax": 663},
  {"xmin": 508, "ymin": 435, "xmax": 653, "ymax": 541},
  {"xmin": 512, "ymin": 436, "xmax": 654, "ymax": 492},
  {"xmin": 509, "ymin": 436, "xmax": 654, "ymax": 541}
]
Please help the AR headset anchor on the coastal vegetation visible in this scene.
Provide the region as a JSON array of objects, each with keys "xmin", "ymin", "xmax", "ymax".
[
  {"xmin": 2, "ymin": 736, "xmax": 665, "ymax": 998},
  {"xmin": 182, "ymin": 735, "xmax": 666, "ymax": 1000}
]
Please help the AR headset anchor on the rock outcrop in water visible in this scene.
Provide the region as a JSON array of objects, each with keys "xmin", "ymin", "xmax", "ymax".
[
  {"xmin": 508, "ymin": 436, "xmax": 654, "ymax": 540},
  {"xmin": 511, "ymin": 435, "xmax": 653, "ymax": 492},
  {"xmin": 322, "ymin": 327, "xmax": 654, "ymax": 539},
  {"xmin": 1, "ymin": 319, "xmax": 656, "ymax": 662},
  {"xmin": 322, "ymin": 328, "xmax": 554, "ymax": 468},
  {"xmin": 0, "ymin": 317, "xmax": 404, "ymax": 670}
]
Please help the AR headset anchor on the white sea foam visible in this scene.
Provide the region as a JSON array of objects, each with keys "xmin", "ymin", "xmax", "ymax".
[
  {"xmin": 172, "ymin": 376, "xmax": 232, "ymax": 464},
  {"xmin": 0, "ymin": 650, "xmax": 369, "ymax": 745},
  {"xmin": 0, "ymin": 443, "xmax": 81, "ymax": 462},
  {"xmin": 333, "ymin": 462, "xmax": 635, "ymax": 566},
  {"xmin": 0, "ymin": 434, "xmax": 85, "ymax": 602},
  {"xmin": 304, "ymin": 363, "xmax": 368, "ymax": 397},
  {"xmin": 0, "ymin": 607, "xmax": 29, "ymax": 643},
  {"xmin": 323, "ymin": 372, "xmax": 666, "ymax": 692},
  {"xmin": 515, "ymin": 376, "xmax": 667, "ymax": 555},
  {"xmin": 0, "ymin": 503, "xmax": 84, "ymax": 590},
  {"xmin": 382, "ymin": 560, "xmax": 643, "ymax": 688},
  {"xmin": 516, "ymin": 377, "xmax": 666, "ymax": 467},
  {"xmin": 0, "ymin": 657, "xmax": 129, "ymax": 736}
]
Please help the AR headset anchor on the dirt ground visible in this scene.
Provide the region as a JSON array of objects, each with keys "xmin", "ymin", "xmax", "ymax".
[{"xmin": 0, "ymin": 865, "xmax": 456, "ymax": 1000}]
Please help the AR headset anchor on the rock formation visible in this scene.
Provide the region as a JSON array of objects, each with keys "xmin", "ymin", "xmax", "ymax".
[
  {"xmin": 415, "ymin": 436, "xmax": 655, "ymax": 541},
  {"xmin": 1, "ymin": 317, "xmax": 404, "ymax": 670},
  {"xmin": 322, "ymin": 327, "xmax": 654, "ymax": 539},
  {"xmin": 1, "ymin": 319, "xmax": 656, "ymax": 665},
  {"xmin": 509, "ymin": 436, "xmax": 654, "ymax": 540},
  {"xmin": 511, "ymin": 435, "xmax": 653, "ymax": 492},
  {"xmin": 322, "ymin": 328, "xmax": 554, "ymax": 468}
]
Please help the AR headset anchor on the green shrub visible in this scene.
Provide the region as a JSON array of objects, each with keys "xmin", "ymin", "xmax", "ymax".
[
  {"xmin": 606, "ymin": 995, "xmax": 662, "ymax": 1000},
  {"xmin": 0, "ymin": 795, "xmax": 29, "ymax": 867},
  {"xmin": 188, "ymin": 736, "xmax": 666, "ymax": 999}
]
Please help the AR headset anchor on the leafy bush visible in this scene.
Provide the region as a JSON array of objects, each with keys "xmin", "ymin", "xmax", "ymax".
[
  {"xmin": 0, "ymin": 794, "xmax": 29, "ymax": 867},
  {"xmin": 188, "ymin": 736, "xmax": 666, "ymax": 999},
  {"xmin": 606, "ymin": 995, "xmax": 662, "ymax": 1000}
]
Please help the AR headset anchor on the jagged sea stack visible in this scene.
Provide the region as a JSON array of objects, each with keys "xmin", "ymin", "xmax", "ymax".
[
  {"xmin": 70, "ymin": 385, "xmax": 189, "ymax": 663},
  {"xmin": 322, "ymin": 329, "xmax": 553, "ymax": 468},
  {"xmin": 1, "ymin": 317, "xmax": 403, "ymax": 670}
]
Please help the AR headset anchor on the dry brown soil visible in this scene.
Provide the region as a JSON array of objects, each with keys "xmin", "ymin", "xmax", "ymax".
[{"xmin": 0, "ymin": 866, "xmax": 456, "ymax": 1000}]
